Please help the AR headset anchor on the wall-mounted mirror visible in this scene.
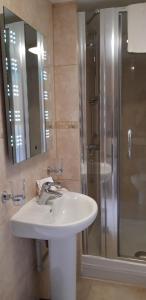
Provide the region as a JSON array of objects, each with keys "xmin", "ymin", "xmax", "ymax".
[{"xmin": 1, "ymin": 7, "xmax": 52, "ymax": 163}]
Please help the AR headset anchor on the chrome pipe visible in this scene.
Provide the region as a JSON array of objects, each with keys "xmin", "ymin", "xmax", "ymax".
[{"xmin": 86, "ymin": 9, "xmax": 100, "ymax": 25}]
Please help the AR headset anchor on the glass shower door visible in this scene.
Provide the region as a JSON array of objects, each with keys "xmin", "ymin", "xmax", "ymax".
[
  {"xmin": 100, "ymin": 7, "xmax": 146, "ymax": 261},
  {"xmin": 79, "ymin": 7, "xmax": 146, "ymax": 261},
  {"xmin": 119, "ymin": 12, "xmax": 146, "ymax": 260}
]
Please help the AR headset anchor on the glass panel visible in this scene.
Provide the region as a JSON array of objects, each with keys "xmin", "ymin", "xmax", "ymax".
[
  {"xmin": 119, "ymin": 12, "xmax": 146, "ymax": 260},
  {"xmin": 85, "ymin": 12, "xmax": 101, "ymax": 256}
]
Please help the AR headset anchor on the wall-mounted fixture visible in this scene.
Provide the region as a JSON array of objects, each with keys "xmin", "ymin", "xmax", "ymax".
[
  {"xmin": 1, "ymin": 7, "xmax": 52, "ymax": 163},
  {"xmin": 1, "ymin": 178, "xmax": 26, "ymax": 205},
  {"xmin": 47, "ymin": 163, "xmax": 64, "ymax": 176}
]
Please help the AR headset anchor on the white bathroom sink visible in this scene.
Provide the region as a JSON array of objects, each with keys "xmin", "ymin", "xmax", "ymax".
[
  {"xmin": 11, "ymin": 191, "xmax": 97, "ymax": 300},
  {"xmin": 11, "ymin": 191, "xmax": 98, "ymax": 239}
]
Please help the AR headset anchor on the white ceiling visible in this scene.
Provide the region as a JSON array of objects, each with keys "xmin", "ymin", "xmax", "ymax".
[{"xmin": 51, "ymin": 0, "xmax": 146, "ymax": 10}]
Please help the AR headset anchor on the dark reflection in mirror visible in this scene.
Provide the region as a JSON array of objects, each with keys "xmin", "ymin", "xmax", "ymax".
[{"xmin": 25, "ymin": 24, "xmax": 41, "ymax": 156}]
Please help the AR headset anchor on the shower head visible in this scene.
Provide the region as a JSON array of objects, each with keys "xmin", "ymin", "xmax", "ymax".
[
  {"xmin": 94, "ymin": 8, "xmax": 100, "ymax": 15},
  {"xmin": 86, "ymin": 9, "xmax": 100, "ymax": 25}
]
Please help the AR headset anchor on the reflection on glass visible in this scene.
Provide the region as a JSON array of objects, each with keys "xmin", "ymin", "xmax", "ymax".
[
  {"xmin": 119, "ymin": 12, "xmax": 146, "ymax": 260},
  {"xmin": 84, "ymin": 12, "xmax": 101, "ymax": 256},
  {"xmin": 25, "ymin": 24, "xmax": 41, "ymax": 156}
]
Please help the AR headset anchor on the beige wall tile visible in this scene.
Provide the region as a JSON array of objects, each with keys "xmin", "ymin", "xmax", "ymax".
[
  {"xmin": 59, "ymin": 179, "xmax": 81, "ymax": 192},
  {"xmin": 57, "ymin": 128, "xmax": 81, "ymax": 181},
  {"xmin": 55, "ymin": 121, "xmax": 79, "ymax": 129},
  {"xmin": 55, "ymin": 65, "xmax": 79, "ymax": 122},
  {"xmin": 1, "ymin": 0, "xmax": 52, "ymax": 35},
  {"xmin": 53, "ymin": 2, "xmax": 78, "ymax": 66}
]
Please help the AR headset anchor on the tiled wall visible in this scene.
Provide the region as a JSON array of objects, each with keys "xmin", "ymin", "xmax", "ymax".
[
  {"xmin": 0, "ymin": 1, "xmax": 56, "ymax": 299},
  {"xmin": 53, "ymin": 2, "xmax": 81, "ymax": 192}
]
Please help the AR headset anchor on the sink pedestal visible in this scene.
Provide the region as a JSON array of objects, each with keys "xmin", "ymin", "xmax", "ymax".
[{"xmin": 49, "ymin": 236, "xmax": 76, "ymax": 300}]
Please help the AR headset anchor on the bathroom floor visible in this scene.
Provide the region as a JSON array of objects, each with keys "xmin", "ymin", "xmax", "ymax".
[{"xmin": 77, "ymin": 278, "xmax": 146, "ymax": 300}]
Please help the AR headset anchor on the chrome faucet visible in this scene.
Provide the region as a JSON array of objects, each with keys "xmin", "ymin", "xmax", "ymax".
[
  {"xmin": 37, "ymin": 182, "xmax": 62, "ymax": 205},
  {"xmin": 39, "ymin": 182, "xmax": 50, "ymax": 199}
]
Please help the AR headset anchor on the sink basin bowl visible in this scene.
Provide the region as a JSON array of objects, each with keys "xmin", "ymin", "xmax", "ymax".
[{"xmin": 11, "ymin": 191, "xmax": 98, "ymax": 239}]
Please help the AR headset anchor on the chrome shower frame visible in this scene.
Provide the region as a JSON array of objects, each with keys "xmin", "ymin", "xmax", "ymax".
[
  {"xmin": 78, "ymin": 12, "xmax": 88, "ymax": 253},
  {"xmin": 100, "ymin": 7, "xmax": 120, "ymax": 258}
]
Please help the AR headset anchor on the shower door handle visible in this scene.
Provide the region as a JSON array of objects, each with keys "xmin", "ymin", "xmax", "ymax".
[{"xmin": 128, "ymin": 129, "xmax": 132, "ymax": 159}]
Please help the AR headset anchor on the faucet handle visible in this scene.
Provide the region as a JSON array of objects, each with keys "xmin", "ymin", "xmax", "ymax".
[
  {"xmin": 1, "ymin": 191, "xmax": 12, "ymax": 203},
  {"xmin": 42, "ymin": 182, "xmax": 55, "ymax": 192},
  {"xmin": 47, "ymin": 159, "xmax": 64, "ymax": 175}
]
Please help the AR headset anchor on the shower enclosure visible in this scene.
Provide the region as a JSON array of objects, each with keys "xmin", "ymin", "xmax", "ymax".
[{"xmin": 79, "ymin": 5, "xmax": 146, "ymax": 265}]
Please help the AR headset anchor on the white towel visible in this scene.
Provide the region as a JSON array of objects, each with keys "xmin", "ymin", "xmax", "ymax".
[{"xmin": 128, "ymin": 3, "xmax": 146, "ymax": 53}]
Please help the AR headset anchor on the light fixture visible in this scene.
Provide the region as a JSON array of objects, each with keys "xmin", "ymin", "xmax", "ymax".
[
  {"xmin": 131, "ymin": 65, "xmax": 135, "ymax": 71},
  {"xmin": 28, "ymin": 47, "xmax": 47, "ymax": 60}
]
